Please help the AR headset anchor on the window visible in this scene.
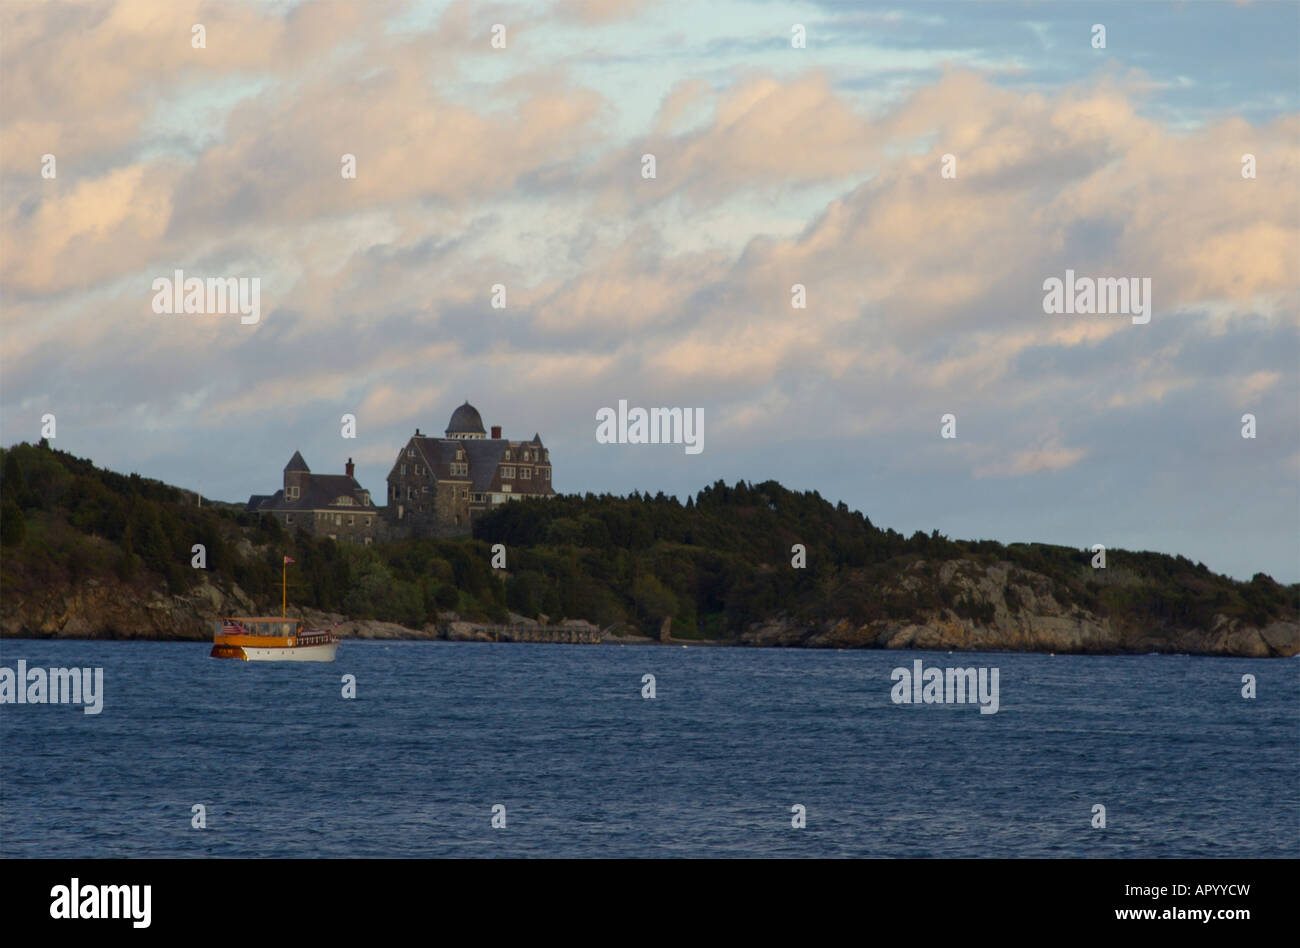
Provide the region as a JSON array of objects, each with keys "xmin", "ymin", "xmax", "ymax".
[
  {"xmin": 407, "ymin": 488, "xmax": 414, "ymax": 499},
  {"xmin": 400, "ymin": 464, "xmax": 406, "ymax": 475},
  {"xmin": 366, "ymin": 517, "xmax": 372, "ymax": 526},
  {"xmin": 348, "ymin": 516, "xmax": 354, "ymax": 525},
  {"xmin": 286, "ymin": 486, "xmax": 299, "ymax": 500},
  {"xmin": 524, "ymin": 450, "xmax": 531, "ymax": 460},
  {"xmin": 501, "ymin": 466, "xmax": 515, "ymax": 479},
  {"xmin": 542, "ymin": 468, "xmax": 550, "ymax": 480},
  {"xmin": 502, "ymin": 484, "xmax": 512, "ymax": 493},
  {"xmin": 407, "ymin": 448, "xmax": 414, "ymax": 457},
  {"xmin": 460, "ymin": 487, "xmax": 468, "ymax": 499},
  {"xmin": 364, "ymin": 537, "xmax": 372, "ymax": 546},
  {"xmin": 504, "ymin": 450, "xmax": 511, "ymax": 460},
  {"xmin": 286, "ymin": 514, "xmax": 294, "ymax": 524},
  {"xmin": 450, "ymin": 462, "xmax": 467, "ymax": 476},
  {"xmin": 520, "ymin": 468, "xmax": 531, "ymax": 479}
]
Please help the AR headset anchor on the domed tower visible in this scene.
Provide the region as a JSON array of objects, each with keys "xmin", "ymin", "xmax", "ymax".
[{"xmin": 445, "ymin": 401, "xmax": 486, "ymax": 440}]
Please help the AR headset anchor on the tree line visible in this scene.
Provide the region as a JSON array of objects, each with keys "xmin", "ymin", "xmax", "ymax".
[{"xmin": 2, "ymin": 441, "xmax": 1294, "ymax": 638}]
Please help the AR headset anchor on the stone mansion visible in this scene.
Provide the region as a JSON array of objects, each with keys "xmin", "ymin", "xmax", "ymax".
[{"xmin": 246, "ymin": 402, "xmax": 554, "ymax": 541}]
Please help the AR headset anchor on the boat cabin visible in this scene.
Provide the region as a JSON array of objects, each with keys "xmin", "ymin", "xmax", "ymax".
[{"xmin": 220, "ymin": 617, "xmax": 302, "ymax": 637}]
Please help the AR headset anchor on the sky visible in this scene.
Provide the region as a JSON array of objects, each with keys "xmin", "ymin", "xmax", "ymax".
[{"xmin": 1, "ymin": 0, "xmax": 1297, "ymax": 582}]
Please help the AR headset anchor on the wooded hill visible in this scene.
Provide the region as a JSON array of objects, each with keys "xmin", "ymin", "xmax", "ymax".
[{"xmin": 1, "ymin": 440, "xmax": 1295, "ymax": 645}]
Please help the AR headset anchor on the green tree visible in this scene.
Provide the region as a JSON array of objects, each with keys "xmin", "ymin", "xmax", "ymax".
[
  {"xmin": 0, "ymin": 499, "xmax": 25, "ymax": 547},
  {"xmin": 2, "ymin": 451, "xmax": 26, "ymax": 507},
  {"xmin": 632, "ymin": 573, "xmax": 678, "ymax": 629},
  {"xmin": 127, "ymin": 504, "xmax": 170, "ymax": 574}
]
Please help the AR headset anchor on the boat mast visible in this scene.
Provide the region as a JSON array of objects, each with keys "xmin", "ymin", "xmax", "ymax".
[{"xmin": 281, "ymin": 555, "xmax": 295, "ymax": 619}]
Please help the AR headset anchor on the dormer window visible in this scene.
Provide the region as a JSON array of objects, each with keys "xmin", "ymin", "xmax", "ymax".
[
  {"xmin": 286, "ymin": 486, "xmax": 299, "ymax": 500},
  {"xmin": 407, "ymin": 448, "xmax": 415, "ymax": 457}
]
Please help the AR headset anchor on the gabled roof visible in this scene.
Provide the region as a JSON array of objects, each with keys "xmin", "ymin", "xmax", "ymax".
[
  {"xmin": 296, "ymin": 474, "xmax": 369, "ymax": 509},
  {"xmin": 248, "ymin": 475, "xmax": 370, "ymax": 512},
  {"xmin": 462, "ymin": 439, "xmax": 509, "ymax": 491},
  {"xmin": 412, "ymin": 436, "xmax": 465, "ymax": 470},
  {"xmin": 412, "ymin": 436, "xmax": 508, "ymax": 491}
]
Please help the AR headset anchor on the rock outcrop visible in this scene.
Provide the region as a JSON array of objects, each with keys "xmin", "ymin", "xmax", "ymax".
[
  {"xmin": 0, "ymin": 576, "xmax": 254, "ymax": 641},
  {"xmin": 739, "ymin": 560, "xmax": 1298, "ymax": 657}
]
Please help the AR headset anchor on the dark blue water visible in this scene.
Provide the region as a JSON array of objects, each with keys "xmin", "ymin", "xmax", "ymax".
[{"xmin": 1, "ymin": 640, "xmax": 1296, "ymax": 857}]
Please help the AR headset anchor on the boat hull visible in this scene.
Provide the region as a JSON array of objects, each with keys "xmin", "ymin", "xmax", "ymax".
[
  {"xmin": 242, "ymin": 641, "xmax": 338, "ymax": 662},
  {"xmin": 210, "ymin": 641, "xmax": 339, "ymax": 662}
]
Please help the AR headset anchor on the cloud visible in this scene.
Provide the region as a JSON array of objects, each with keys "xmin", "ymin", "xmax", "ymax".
[
  {"xmin": 973, "ymin": 441, "xmax": 1089, "ymax": 478},
  {"xmin": 1, "ymin": 8, "xmax": 1296, "ymax": 580},
  {"xmin": 553, "ymin": 0, "xmax": 652, "ymax": 23}
]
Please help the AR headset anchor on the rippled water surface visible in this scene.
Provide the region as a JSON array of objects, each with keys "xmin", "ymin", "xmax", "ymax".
[{"xmin": 2, "ymin": 640, "xmax": 1296, "ymax": 857}]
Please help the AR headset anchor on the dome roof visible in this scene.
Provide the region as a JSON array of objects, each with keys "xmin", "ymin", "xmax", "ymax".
[{"xmin": 446, "ymin": 401, "xmax": 485, "ymax": 435}]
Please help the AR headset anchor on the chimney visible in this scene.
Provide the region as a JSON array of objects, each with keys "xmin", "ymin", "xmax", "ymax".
[
  {"xmin": 415, "ymin": 427, "xmax": 421, "ymax": 436},
  {"xmin": 491, "ymin": 425, "xmax": 502, "ymax": 439},
  {"xmin": 345, "ymin": 457, "xmax": 355, "ymax": 478}
]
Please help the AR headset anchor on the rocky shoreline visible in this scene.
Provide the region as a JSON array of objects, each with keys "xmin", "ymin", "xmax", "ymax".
[
  {"xmin": 740, "ymin": 561, "xmax": 1298, "ymax": 658},
  {"xmin": 2, "ymin": 563, "xmax": 1296, "ymax": 657}
]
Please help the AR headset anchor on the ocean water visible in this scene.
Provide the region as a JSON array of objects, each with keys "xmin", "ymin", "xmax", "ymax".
[{"xmin": 1, "ymin": 640, "xmax": 1296, "ymax": 858}]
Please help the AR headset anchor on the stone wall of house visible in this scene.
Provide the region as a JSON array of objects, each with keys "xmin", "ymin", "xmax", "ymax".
[
  {"xmin": 276, "ymin": 507, "xmax": 381, "ymax": 544},
  {"xmin": 383, "ymin": 473, "xmax": 475, "ymax": 538},
  {"xmin": 432, "ymin": 480, "xmax": 472, "ymax": 536},
  {"xmin": 387, "ymin": 469, "xmax": 434, "ymax": 521}
]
